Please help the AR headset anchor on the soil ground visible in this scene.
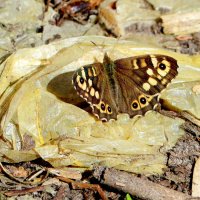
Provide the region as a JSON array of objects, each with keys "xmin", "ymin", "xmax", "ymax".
[{"xmin": 0, "ymin": 1, "xmax": 200, "ymax": 199}]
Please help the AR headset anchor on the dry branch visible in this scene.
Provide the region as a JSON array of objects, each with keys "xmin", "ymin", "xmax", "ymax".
[
  {"xmin": 57, "ymin": 176, "xmax": 108, "ymax": 200},
  {"xmin": 4, "ymin": 186, "xmax": 45, "ymax": 197},
  {"xmin": 93, "ymin": 167, "xmax": 191, "ymax": 200}
]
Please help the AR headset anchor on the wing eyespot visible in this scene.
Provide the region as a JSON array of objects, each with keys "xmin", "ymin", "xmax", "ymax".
[
  {"xmin": 101, "ymin": 103, "xmax": 106, "ymax": 111},
  {"xmin": 159, "ymin": 63, "xmax": 166, "ymax": 70},
  {"xmin": 80, "ymin": 77, "xmax": 84, "ymax": 84},
  {"xmin": 132, "ymin": 102, "xmax": 138, "ymax": 108},
  {"xmin": 140, "ymin": 97, "xmax": 146, "ymax": 104},
  {"xmin": 131, "ymin": 100, "xmax": 139, "ymax": 111},
  {"xmin": 107, "ymin": 105, "xmax": 112, "ymax": 114}
]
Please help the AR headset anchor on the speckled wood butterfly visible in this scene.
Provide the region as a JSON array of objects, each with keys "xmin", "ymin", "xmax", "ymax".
[{"xmin": 72, "ymin": 54, "xmax": 178, "ymax": 121}]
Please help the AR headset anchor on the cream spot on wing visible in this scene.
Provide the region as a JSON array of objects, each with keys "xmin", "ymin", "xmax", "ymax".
[
  {"xmin": 147, "ymin": 68, "xmax": 154, "ymax": 76},
  {"xmin": 148, "ymin": 77, "xmax": 157, "ymax": 86},
  {"xmin": 150, "ymin": 56, "xmax": 158, "ymax": 68},
  {"xmin": 78, "ymin": 80, "xmax": 87, "ymax": 90},
  {"xmin": 133, "ymin": 59, "xmax": 139, "ymax": 69},
  {"xmin": 153, "ymin": 103, "xmax": 158, "ymax": 109},
  {"xmin": 94, "ymin": 113, "xmax": 99, "ymax": 119},
  {"xmin": 101, "ymin": 118, "xmax": 108, "ymax": 122},
  {"xmin": 157, "ymin": 75, "xmax": 162, "ymax": 80},
  {"xmin": 91, "ymin": 67, "xmax": 97, "ymax": 76},
  {"xmin": 143, "ymin": 82, "xmax": 151, "ymax": 91},
  {"xmin": 81, "ymin": 70, "xmax": 86, "ymax": 79},
  {"xmin": 84, "ymin": 93, "xmax": 89, "ymax": 98},
  {"xmin": 88, "ymin": 68, "xmax": 93, "ymax": 76},
  {"xmin": 88, "ymin": 79, "xmax": 92, "ymax": 87},
  {"xmin": 90, "ymin": 87, "xmax": 95, "ymax": 96},
  {"xmin": 76, "ymin": 75, "xmax": 80, "ymax": 83},
  {"xmin": 161, "ymin": 78, "xmax": 168, "ymax": 85},
  {"xmin": 157, "ymin": 68, "xmax": 167, "ymax": 77},
  {"xmin": 141, "ymin": 59, "xmax": 147, "ymax": 67},
  {"xmin": 86, "ymin": 88, "xmax": 89, "ymax": 92},
  {"xmin": 95, "ymin": 91, "xmax": 99, "ymax": 99}
]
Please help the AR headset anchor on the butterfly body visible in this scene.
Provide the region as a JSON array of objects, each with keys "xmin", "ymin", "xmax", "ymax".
[{"xmin": 72, "ymin": 54, "xmax": 178, "ymax": 121}]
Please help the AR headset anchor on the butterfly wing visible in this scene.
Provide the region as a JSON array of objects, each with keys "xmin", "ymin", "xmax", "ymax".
[
  {"xmin": 114, "ymin": 54, "xmax": 178, "ymax": 117},
  {"xmin": 72, "ymin": 63, "xmax": 118, "ymax": 121}
]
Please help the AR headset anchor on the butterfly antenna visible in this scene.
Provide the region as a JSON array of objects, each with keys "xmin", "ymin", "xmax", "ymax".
[
  {"xmin": 109, "ymin": 37, "xmax": 120, "ymax": 56},
  {"xmin": 90, "ymin": 39, "xmax": 107, "ymax": 62},
  {"xmin": 90, "ymin": 39, "xmax": 107, "ymax": 52}
]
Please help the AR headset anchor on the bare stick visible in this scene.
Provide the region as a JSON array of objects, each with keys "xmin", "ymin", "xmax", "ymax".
[
  {"xmin": 94, "ymin": 167, "xmax": 191, "ymax": 200},
  {"xmin": 57, "ymin": 176, "xmax": 108, "ymax": 200},
  {"xmin": 4, "ymin": 186, "xmax": 45, "ymax": 197}
]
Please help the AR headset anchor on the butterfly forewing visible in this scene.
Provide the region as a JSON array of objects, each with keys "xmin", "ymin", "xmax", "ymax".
[
  {"xmin": 114, "ymin": 55, "xmax": 178, "ymax": 96},
  {"xmin": 72, "ymin": 54, "xmax": 179, "ymax": 121},
  {"xmin": 72, "ymin": 62, "xmax": 118, "ymax": 121}
]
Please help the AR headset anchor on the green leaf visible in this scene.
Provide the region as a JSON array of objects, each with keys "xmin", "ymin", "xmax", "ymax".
[{"xmin": 126, "ymin": 193, "xmax": 133, "ymax": 200}]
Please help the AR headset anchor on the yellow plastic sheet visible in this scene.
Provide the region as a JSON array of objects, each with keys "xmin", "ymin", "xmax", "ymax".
[{"xmin": 0, "ymin": 36, "xmax": 200, "ymax": 175}]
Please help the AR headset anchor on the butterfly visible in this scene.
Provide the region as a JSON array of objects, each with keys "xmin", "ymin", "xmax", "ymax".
[{"xmin": 72, "ymin": 53, "xmax": 178, "ymax": 121}]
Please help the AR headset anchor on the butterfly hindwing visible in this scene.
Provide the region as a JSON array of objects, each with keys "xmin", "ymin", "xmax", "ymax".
[{"xmin": 115, "ymin": 71, "xmax": 159, "ymax": 117}]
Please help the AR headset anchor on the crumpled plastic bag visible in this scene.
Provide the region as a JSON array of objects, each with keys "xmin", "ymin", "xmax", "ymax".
[{"xmin": 0, "ymin": 36, "xmax": 200, "ymax": 175}]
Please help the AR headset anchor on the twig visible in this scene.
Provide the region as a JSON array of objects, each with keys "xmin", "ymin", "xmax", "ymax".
[
  {"xmin": 93, "ymin": 167, "xmax": 191, "ymax": 200},
  {"xmin": 4, "ymin": 186, "xmax": 45, "ymax": 197},
  {"xmin": 181, "ymin": 121, "xmax": 200, "ymax": 137},
  {"xmin": 48, "ymin": 167, "xmax": 82, "ymax": 180},
  {"xmin": 45, "ymin": 0, "xmax": 50, "ymax": 11},
  {"xmin": 27, "ymin": 168, "xmax": 47, "ymax": 181},
  {"xmin": 180, "ymin": 111, "xmax": 200, "ymax": 127},
  {"xmin": 57, "ymin": 176, "xmax": 108, "ymax": 200}
]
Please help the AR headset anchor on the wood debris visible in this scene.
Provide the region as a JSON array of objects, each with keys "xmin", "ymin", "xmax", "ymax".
[
  {"xmin": 192, "ymin": 157, "xmax": 200, "ymax": 197},
  {"xmin": 93, "ymin": 167, "xmax": 191, "ymax": 200},
  {"xmin": 162, "ymin": 10, "xmax": 200, "ymax": 35},
  {"xmin": 57, "ymin": 176, "xmax": 108, "ymax": 200}
]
